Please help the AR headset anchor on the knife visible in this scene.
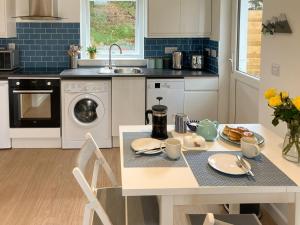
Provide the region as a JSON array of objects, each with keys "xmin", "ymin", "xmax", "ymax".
[{"xmin": 236, "ymin": 155, "xmax": 255, "ymax": 177}]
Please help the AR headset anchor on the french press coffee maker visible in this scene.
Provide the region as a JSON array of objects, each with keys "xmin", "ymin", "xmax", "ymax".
[{"xmin": 146, "ymin": 97, "xmax": 168, "ymax": 140}]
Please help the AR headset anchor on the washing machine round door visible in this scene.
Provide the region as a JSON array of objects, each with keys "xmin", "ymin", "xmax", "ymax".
[{"xmin": 70, "ymin": 94, "xmax": 105, "ymax": 127}]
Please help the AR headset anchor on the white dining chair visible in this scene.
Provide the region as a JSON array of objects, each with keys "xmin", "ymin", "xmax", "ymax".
[{"xmin": 73, "ymin": 133, "xmax": 159, "ymax": 225}]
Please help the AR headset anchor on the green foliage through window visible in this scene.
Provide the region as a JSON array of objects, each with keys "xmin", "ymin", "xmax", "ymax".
[{"xmin": 90, "ymin": 1, "xmax": 136, "ymax": 53}]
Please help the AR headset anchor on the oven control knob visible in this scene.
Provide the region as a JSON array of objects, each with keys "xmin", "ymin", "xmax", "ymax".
[
  {"xmin": 47, "ymin": 82, "xmax": 52, "ymax": 86},
  {"xmin": 16, "ymin": 82, "xmax": 20, "ymax": 86}
]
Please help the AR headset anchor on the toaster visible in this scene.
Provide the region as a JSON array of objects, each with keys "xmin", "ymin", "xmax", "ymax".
[
  {"xmin": 191, "ymin": 55, "xmax": 203, "ymax": 70},
  {"xmin": 0, "ymin": 49, "xmax": 19, "ymax": 71}
]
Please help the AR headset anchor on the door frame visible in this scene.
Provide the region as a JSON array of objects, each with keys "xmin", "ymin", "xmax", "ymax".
[{"xmin": 229, "ymin": 0, "xmax": 260, "ymax": 123}]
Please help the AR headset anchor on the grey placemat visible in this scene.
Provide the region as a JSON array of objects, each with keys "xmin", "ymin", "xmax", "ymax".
[
  {"xmin": 123, "ymin": 132, "xmax": 187, "ymax": 168},
  {"xmin": 183, "ymin": 151, "xmax": 297, "ymax": 186}
]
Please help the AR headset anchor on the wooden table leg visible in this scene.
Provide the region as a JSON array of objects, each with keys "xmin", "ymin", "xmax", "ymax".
[{"xmin": 159, "ymin": 196, "xmax": 174, "ymax": 225}]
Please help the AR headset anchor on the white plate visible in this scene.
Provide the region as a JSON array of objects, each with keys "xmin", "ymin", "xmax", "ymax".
[
  {"xmin": 131, "ymin": 138, "xmax": 164, "ymax": 155},
  {"xmin": 208, "ymin": 153, "xmax": 251, "ymax": 175}
]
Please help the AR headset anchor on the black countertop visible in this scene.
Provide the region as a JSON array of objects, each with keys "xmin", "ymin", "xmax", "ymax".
[
  {"xmin": 0, "ymin": 67, "xmax": 218, "ymax": 80},
  {"xmin": 60, "ymin": 68, "xmax": 218, "ymax": 79}
]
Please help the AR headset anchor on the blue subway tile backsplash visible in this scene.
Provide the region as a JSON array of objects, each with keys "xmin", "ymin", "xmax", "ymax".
[
  {"xmin": 0, "ymin": 23, "xmax": 218, "ymax": 74},
  {"xmin": 144, "ymin": 38, "xmax": 219, "ymax": 74},
  {"xmin": 0, "ymin": 22, "xmax": 80, "ymax": 73}
]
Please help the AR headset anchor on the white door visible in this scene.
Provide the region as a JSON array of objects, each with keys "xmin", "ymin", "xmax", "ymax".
[
  {"xmin": 147, "ymin": 79, "xmax": 184, "ymax": 124},
  {"xmin": 229, "ymin": 0, "xmax": 262, "ymax": 123},
  {"xmin": 180, "ymin": 0, "xmax": 212, "ymax": 36},
  {"xmin": 184, "ymin": 91, "xmax": 218, "ymax": 121},
  {"xmin": 147, "ymin": 0, "xmax": 181, "ymax": 36}
]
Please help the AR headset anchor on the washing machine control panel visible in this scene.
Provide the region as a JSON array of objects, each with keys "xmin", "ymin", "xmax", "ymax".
[{"xmin": 64, "ymin": 83, "xmax": 108, "ymax": 93}]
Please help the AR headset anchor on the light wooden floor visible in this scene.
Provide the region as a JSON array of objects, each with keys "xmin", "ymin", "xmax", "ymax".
[{"xmin": 0, "ymin": 148, "xmax": 277, "ymax": 225}]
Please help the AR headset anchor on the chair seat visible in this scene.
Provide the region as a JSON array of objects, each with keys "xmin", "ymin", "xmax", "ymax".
[
  {"xmin": 188, "ymin": 214, "xmax": 262, "ymax": 225},
  {"xmin": 93, "ymin": 187, "xmax": 159, "ymax": 225}
]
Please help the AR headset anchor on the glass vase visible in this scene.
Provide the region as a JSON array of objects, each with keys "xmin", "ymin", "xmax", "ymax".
[{"xmin": 282, "ymin": 127, "xmax": 300, "ymax": 163}]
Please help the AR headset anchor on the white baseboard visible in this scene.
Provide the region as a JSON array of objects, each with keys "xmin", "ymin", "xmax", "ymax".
[
  {"xmin": 12, "ymin": 138, "xmax": 62, "ymax": 148},
  {"xmin": 10, "ymin": 128, "xmax": 61, "ymax": 138},
  {"xmin": 262, "ymin": 203, "xmax": 288, "ymax": 225}
]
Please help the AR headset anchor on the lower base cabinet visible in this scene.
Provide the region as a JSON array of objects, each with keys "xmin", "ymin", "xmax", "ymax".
[
  {"xmin": 112, "ymin": 77, "xmax": 146, "ymax": 137},
  {"xmin": 184, "ymin": 91, "xmax": 218, "ymax": 121}
]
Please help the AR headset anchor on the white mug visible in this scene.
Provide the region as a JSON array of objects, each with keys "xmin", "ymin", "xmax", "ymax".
[
  {"xmin": 241, "ymin": 137, "xmax": 261, "ymax": 158},
  {"xmin": 161, "ymin": 138, "xmax": 181, "ymax": 160}
]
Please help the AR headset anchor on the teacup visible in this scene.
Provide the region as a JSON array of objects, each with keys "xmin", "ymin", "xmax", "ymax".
[
  {"xmin": 161, "ymin": 138, "xmax": 181, "ymax": 160},
  {"xmin": 241, "ymin": 137, "xmax": 261, "ymax": 158}
]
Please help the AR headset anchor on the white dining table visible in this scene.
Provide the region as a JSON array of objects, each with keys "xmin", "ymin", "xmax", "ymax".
[{"xmin": 119, "ymin": 124, "xmax": 300, "ymax": 225}]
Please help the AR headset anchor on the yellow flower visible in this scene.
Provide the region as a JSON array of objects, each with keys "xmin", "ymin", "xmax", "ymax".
[
  {"xmin": 268, "ymin": 95, "xmax": 282, "ymax": 107},
  {"xmin": 292, "ymin": 96, "xmax": 300, "ymax": 111},
  {"xmin": 264, "ymin": 88, "xmax": 277, "ymax": 100},
  {"xmin": 280, "ymin": 91, "xmax": 289, "ymax": 99}
]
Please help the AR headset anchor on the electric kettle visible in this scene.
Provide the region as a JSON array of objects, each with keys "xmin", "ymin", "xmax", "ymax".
[{"xmin": 145, "ymin": 97, "xmax": 168, "ymax": 140}]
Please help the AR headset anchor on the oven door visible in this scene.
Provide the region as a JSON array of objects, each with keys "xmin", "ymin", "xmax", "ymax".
[{"xmin": 10, "ymin": 89, "xmax": 60, "ymax": 128}]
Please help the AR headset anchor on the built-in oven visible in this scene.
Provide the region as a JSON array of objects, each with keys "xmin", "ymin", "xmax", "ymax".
[{"xmin": 9, "ymin": 77, "xmax": 60, "ymax": 128}]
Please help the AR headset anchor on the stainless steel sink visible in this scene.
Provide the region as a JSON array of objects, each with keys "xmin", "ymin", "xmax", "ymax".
[
  {"xmin": 98, "ymin": 67, "xmax": 143, "ymax": 75},
  {"xmin": 113, "ymin": 68, "xmax": 143, "ymax": 74},
  {"xmin": 98, "ymin": 67, "xmax": 114, "ymax": 74}
]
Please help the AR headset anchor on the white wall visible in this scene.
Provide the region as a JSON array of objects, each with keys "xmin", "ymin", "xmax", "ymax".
[
  {"xmin": 16, "ymin": 0, "xmax": 80, "ymax": 22},
  {"xmin": 259, "ymin": 0, "xmax": 300, "ymax": 224},
  {"xmin": 259, "ymin": 0, "xmax": 300, "ymax": 136}
]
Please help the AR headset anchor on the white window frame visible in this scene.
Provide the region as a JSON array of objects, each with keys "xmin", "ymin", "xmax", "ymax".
[{"xmin": 80, "ymin": 0, "xmax": 145, "ymax": 59}]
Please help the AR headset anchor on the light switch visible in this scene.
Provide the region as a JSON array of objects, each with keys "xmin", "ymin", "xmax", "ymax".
[{"xmin": 271, "ymin": 63, "xmax": 280, "ymax": 76}]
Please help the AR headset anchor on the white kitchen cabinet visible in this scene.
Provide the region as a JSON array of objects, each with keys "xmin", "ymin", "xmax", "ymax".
[
  {"xmin": 184, "ymin": 77, "xmax": 218, "ymax": 121},
  {"xmin": 184, "ymin": 91, "xmax": 218, "ymax": 121},
  {"xmin": 0, "ymin": 81, "xmax": 11, "ymax": 149},
  {"xmin": 0, "ymin": 0, "xmax": 16, "ymax": 38},
  {"xmin": 112, "ymin": 77, "xmax": 146, "ymax": 137},
  {"xmin": 147, "ymin": 0, "xmax": 211, "ymax": 37}
]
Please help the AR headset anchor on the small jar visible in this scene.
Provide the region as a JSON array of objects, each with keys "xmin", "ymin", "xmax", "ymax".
[{"xmin": 155, "ymin": 58, "xmax": 163, "ymax": 69}]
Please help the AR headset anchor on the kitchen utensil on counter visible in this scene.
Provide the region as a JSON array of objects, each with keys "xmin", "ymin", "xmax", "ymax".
[
  {"xmin": 146, "ymin": 97, "xmax": 168, "ymax": 140},
  {"xmin": 208, "ymin": 153, "xmax": 252, "ymax": 176},
  {"xmin": 241, "ymin": 137, "xmax": 261, "ymax": 159},
  {"xmin": 191, "ymin": 55, "xmax": 204, "ymax": 70},
  {"xmin": 175, "ymin": 113, "xmax": 188, "ymax": 133},
  {"xmin": 196, "ymin": 119, "xmax": 219, "ymax": 141},
  {"xmin": 162, "ymin": 138, "xmax": 181, "ymax": 160},
  {"xmin": 172, "ymin": 51, "xmax": 183, "ymax": 70}
]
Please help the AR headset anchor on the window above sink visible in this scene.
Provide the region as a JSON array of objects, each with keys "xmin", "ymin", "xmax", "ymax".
[{"xmin": 81, "ymin": 0, "xmax": 145, "ymax": 60}]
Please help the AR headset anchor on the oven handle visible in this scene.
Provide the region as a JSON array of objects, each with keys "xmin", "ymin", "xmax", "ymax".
[{"xmin": 12, "ymin": 90, "xmax": 53, "ymax": 94}]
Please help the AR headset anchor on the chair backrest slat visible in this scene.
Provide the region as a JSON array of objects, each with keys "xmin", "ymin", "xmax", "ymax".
[{"xmin": 73, "ymin": 133, "xmax": 119, "ymax": 225}]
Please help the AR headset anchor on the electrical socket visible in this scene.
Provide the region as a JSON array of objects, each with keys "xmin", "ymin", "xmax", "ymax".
[
  {"xmin": 165, "ymin": 47, "xmax": 178, "ymax": 54},
  {"xmin": 211, "ymin": 49, "xmax": 218, "ymax": 58}
]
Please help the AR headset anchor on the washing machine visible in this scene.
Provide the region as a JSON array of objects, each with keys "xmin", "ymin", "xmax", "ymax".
[{"xmin": 62, "ymin": 80, "xmax": 112, "ymax": 149}]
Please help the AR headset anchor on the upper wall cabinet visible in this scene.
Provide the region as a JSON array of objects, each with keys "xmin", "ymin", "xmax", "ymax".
[
  {"xmin": 147, "ymin": 0, "xmax": 212, "ymax": 38},
  {"xmin": 0, "ymin": 0, "xmax": 16, "ymax": 38}
]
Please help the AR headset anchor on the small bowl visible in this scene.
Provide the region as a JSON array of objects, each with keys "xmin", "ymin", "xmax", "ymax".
[{"xmin": 186, "ymin": 120, "xmax": 199, "ymax": 132}]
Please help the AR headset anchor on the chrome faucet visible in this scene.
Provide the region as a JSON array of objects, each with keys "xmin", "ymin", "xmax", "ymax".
[{"xmin": 108, "ymin": 44, "xmax": 122, "ymax": 69}]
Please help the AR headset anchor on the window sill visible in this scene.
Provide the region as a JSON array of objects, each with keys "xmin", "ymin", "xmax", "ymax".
[{"xmin": 78, "ymin": 59, "xmax": 147, "ymax": 67}]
